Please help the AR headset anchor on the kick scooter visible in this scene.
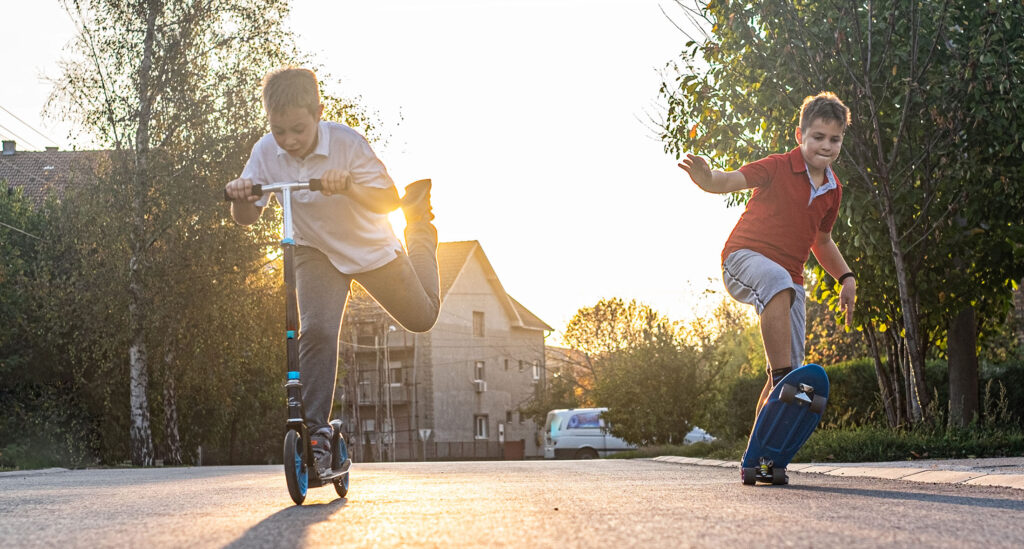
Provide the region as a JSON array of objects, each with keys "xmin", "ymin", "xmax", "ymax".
[{"xmin": 228, "ymin": 179, "xmax": 352, "ymax": 505}]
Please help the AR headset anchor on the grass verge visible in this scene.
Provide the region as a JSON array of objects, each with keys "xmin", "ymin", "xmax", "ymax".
[{"xmin": 612, "ymin": 424, "xmax": 1024, "ymax": 463}]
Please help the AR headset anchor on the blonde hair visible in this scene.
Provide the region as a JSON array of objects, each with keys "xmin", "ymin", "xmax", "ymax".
[
  {"xmin": 799, "ymin": 92, "xmax": 851, "ymax": 132},
  {"xmin": 262, "ymin": 67, "xmax": 321, "ymax": 116}
]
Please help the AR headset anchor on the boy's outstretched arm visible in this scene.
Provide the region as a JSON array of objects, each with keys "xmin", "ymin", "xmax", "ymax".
[
  {"xmin": 320, "ymin": 170, "xmax": 401, "ymax": 214},
  {"xmin": 678, "ymin": 153, "xmax": 750, "ymax": 194},
  {"xmin": 811, "ymin": 230, "xmax": 857, "ymax": 326}
]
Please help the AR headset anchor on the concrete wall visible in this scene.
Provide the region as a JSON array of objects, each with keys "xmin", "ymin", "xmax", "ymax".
[{"xmin": 426, "ymin": 252, "xmax": 546, "ymax": 457}]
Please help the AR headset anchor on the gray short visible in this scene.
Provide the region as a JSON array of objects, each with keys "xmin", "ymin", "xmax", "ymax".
[{"xmin": 722, "ymin": 249, "xmax": 806, "ymax": 368}]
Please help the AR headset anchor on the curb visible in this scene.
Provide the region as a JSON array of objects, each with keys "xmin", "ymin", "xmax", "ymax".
[
  {"xmin": 652, "ymin": 456, "xmax": 1024, "ymax": 491},
  {"xmin": 0, "ymin": 467, "xmax": 70, "ymax": 478}
]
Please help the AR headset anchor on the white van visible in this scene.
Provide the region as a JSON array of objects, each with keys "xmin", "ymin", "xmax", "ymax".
[{"xmin": 543, "ymin": 408, "xmax": 635, "ymax": 459}]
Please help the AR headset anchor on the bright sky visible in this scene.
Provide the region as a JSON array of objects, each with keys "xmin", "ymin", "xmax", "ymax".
[{"xmin": 1, "ymin": 0, "xmax": 743, "ymax": 341}]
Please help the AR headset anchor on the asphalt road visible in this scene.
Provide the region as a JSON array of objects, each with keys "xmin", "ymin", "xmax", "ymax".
[{"xmin": 2, "ymin": 459, "xmax": 1023, "ymax": 548}]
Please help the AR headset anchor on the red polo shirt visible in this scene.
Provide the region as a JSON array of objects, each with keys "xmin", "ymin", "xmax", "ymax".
[{"xmin": 721, "ymin": 147, "xmax": 842, "ymax": 284}]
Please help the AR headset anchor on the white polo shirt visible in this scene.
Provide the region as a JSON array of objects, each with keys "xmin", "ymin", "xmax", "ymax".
[{"xmin": 242, "ymin": 121, "xmax": 403, "ymax": 274}]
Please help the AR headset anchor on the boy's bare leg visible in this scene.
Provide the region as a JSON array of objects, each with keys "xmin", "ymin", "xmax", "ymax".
[{"xmin": 753, "ymin": 289, "xmax": 793, "ymax": 418}]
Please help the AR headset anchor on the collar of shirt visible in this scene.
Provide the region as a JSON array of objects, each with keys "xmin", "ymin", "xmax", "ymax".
[
  {"xmin": 802, "ymin": 161, "xmax": 837, "ymax": 205},
  {"xmin": 274, "ymin": 121, "xmax": 331, "ymax": 160}
]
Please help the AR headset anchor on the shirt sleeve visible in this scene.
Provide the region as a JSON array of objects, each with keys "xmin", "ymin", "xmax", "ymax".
[
  {"xmin": 240, "ymin": 139, "xmax": 272, "ymax": 208},
  {"xmin": 737, "ymin": 154, "xmax": 781, "ymax": 189},
  {"xmin": 348, "ymin": 134, "xmax": 395, "ymax": 190}
]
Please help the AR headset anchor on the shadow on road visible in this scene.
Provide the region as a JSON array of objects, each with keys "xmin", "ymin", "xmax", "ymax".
[
  {"xmin": 789, "ymin": 484, "xmax": 1024, "ymax": 511},
  {"xmin": 224, "ymin": 498, "xmax": 348, "ymax": 549}
]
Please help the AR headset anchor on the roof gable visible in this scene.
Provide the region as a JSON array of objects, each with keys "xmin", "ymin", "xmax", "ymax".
[{"xmin": 348, "ymin": 240, "xmax": 550, "ymax": 332}]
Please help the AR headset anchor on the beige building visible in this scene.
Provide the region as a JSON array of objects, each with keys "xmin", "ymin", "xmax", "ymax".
[{"xmin": 337, "ymin": 240, "xmax": 552, "ymax": 461}]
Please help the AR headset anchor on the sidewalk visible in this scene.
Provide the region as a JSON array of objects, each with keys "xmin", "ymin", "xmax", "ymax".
[{"xmin": 653, "ymin": 456, "xmax": 1024, "ymax": 490}]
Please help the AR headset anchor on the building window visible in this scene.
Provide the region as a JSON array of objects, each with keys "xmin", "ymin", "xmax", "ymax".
[
  {"xmin": 506, "ymin": 411, "xmax": 513, "ymax": 423},
  {"xmin": 473, "ymin": 311, "xmax": 485, "ymax": 337},
  {"xmin": 474, "ymin": 415, "xmax": 489, "ymax": 439},
  {"xmin": 518, "ymin": 360, "xmax": 525, "ymax": 372},
  {"xmin": 358, "ymin": 370, "xmax": 374, "ymax": 403},
  {"xmin": 388, "ymin": 361, "xmax": 403, "ymax": 386},
  {"xmin": 532, "ymin": 360, "xmax": 542, "ymax": 381},
  {"xmin": 504, "ymin": 358, "xmax": 510, "ymax": 371},
  {"xmin": 475, "ymin": 360, "xmax": 485, "ymax": 381},
  {"xmin": 356, "ymin": 322, "xmax": 377, "ymax": 347}
]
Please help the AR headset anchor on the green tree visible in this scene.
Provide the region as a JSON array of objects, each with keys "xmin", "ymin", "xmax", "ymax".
[
  {"xmin": 43, "ymin": 0, "xmax": 350, "ymax": 465},
  {"xmin": 554, "ymin": 298, "xmax": 718, "ymax": 445},
  {"xmin": 594, "ymin": 322, "xmax": 709, "ymax": 446},
  {"xmin": 563, "ymin": 298, "xmax": 672, "ymax": 357},
  {"xmin": 660, "ymin": 0, "xmax": 1024, "ymax": 426}
]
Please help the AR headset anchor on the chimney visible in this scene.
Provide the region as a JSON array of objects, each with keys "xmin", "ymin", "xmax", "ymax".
[
  {"xmin": 45, "ymin": 146, "xmax": 58, "ymax": 152},
  {"xmin": 1, "ymin": 140, "xmax": 14, "ymax": 156}
]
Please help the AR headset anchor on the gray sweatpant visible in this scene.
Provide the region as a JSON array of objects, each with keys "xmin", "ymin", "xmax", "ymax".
[{"xmin": 295, "ymin": 220, "xmax": 440, "ymax": 433}]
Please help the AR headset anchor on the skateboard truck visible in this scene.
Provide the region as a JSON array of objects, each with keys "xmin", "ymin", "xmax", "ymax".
[{"xmin": 742, "ymin": 457, "xmax": 787, "ymax": 485}]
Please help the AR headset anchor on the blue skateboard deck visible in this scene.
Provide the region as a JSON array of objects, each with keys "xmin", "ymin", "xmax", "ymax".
[{"xmin": 741, "ymin": 364, "xmax": 829, "ymax": 485}]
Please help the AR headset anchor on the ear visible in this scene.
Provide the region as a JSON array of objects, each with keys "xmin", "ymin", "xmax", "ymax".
[
  {"xmin": 316, "ymin": 103, "xmax": 325, "ymax": 121},
  {"xmin": 795, "ymin": 126, "xmax": 803, "ymax": 145}
]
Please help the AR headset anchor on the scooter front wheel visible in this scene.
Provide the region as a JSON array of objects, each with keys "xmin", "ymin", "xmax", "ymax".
[
  {"xmin": 283, "ymin": 430, "xmax": 308, "ymax": 505},
  {"xmin": 333, "ymin": 434, "xmax": 350, "ymax": 498}
]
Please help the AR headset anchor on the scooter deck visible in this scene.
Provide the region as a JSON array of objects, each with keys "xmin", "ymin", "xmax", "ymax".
[
  {"xmin": 310, "ymin": 459, "xmax": 351, "ymax": 486},
  {"xmin": 741, "ymin": 364, "xmax": 829, "ymax": 483}
]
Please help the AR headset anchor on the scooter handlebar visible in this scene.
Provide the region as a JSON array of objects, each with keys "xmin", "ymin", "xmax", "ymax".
[{"xmin": 224, "ymin": 179, "xmax": 322, "ymax": 202}]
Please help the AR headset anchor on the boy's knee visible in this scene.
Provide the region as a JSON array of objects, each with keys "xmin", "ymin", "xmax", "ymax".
[{"xmin": 402, "ymin": 313, "xmax": 439, "ymax": 334}]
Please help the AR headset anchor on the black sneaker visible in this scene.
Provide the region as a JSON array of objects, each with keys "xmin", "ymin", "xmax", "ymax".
[
  {"xmin": 402, "ymin": 179, "xmax": 434, "ymax": 223},
  {"xmin": 310, "ymin": 428, "xmax": 333, "ymax": 478}
]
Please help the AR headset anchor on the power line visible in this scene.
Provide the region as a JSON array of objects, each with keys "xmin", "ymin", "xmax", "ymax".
[
  {"xmin": 0, "ymin": 104, "xmax": 60, "ymax": 147},
  {"xmin": 0, "ymin": 220, "xmax": 45, "ymax": 241},
  {"xmin": 0, "ymin": 122, "xmax": 40, "ymax": 150}
]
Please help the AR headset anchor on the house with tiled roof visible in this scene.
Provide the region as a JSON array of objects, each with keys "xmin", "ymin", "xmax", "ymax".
[
  {"xmin": 337, "ymin": 240, "xmax": 553, "ymax": 461},
  {"xmin": 0, "ymin": 140, "xmax": 105, "ymax": 206}
]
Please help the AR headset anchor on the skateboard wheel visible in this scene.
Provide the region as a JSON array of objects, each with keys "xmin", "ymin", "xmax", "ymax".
[
  {"xmin": 780, "ymin": 383, "xmax": 798, "ymax": 403},
  {"xmin": 772, "ymin": 468, "xmax": 788, "ymax": 485},
  {"xmin": 810, "ymin": 394, "xmax": 827, "ymax": 414},
  {"xmin": 741, "ymin": 467, "xmax": 757, "ymax": 485}
]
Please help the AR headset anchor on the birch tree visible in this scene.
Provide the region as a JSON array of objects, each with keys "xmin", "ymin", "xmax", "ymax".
[{"xmin": 49, "ymin": 0, "xmax": 301, "ymax": 465}]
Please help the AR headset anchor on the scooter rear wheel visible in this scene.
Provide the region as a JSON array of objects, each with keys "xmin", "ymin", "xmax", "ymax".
[{"xmin": 283, "ymin": 430, "xmax": 308, "ymax": 505}]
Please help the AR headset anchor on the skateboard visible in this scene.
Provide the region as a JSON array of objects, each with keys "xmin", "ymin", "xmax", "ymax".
[{"xmin": 741, "ymin": 364, "xmax": 829, "ymax": 485}]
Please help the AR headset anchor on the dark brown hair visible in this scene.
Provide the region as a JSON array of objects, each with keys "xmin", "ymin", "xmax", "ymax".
[
  {"xmin": 799, "ymin": 92, "xmax": 851, "ymax": 132},
  {"xmin": 262, "ymin": 67, "xmax": 321, "ymax": 116}
]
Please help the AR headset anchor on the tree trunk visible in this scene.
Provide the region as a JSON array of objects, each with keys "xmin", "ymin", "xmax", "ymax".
[
  {"xmin": 1015, "ymin": 278, "xmax": 1024, "ymax": 346},
  {"xmin": 865, "ymin": 324, "xmax": 898, "ymax": 427},
  {"xmin": 880, "ymin": 199, "xmax": 931, "ymax": 420},
  {"xmin": 885, "ymin": 331, "xmax": 907, "ymax": 426},
  {"xmin": 127, "ymin": 0, "xmax": 160, "ymax": 468},
  {"xmin": 128, "ymin": 327, "xmax": 154, "ymax": 466},
  {"xmin": 948, "ymin": 305, "xmax": 979, "ymax": 428},
  {"xmin": 162, "ymin": 349, "xmax": 183, "ymax": 466}
]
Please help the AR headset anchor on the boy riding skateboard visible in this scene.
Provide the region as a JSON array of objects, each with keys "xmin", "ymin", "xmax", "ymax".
[
  {"xmin": 225, "ymin": 67, "xmax": 440, "ymax": 478},
  {"xmin": 678, "ymin": 91, "xmax": 857, "ymax": 433}
]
